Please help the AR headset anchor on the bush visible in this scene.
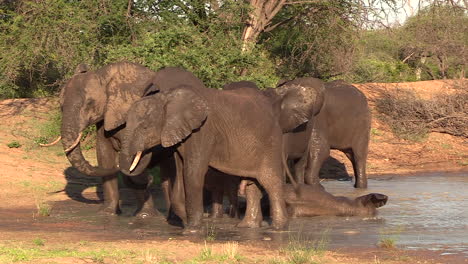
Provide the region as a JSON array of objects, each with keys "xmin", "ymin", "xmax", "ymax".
[
  {"xmin": 7, "ymin": 141, "xmax": 21, "ymax": 148},
  {"xmin": 376, "ymin": 88, "xmax": 468, "ymax": 140}
]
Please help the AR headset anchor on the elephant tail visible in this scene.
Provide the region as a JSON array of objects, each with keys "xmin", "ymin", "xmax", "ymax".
[{"xmin": 282, "ymin": 150, "xmax": 299, "ymax": 192}]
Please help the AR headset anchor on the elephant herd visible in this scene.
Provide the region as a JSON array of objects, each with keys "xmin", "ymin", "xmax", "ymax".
[{"xmin": 50, "ymin": 61, "xmax": 388, "ymax": 231}]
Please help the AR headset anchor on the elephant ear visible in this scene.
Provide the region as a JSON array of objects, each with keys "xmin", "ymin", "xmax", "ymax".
[
  {"xmin": 74, "ymin": 63, "xmax": 89, "ymax": 74},
  {"xmin": 161, "ymin": 86, "xmax": 208, "ymax": 147},
  {"xmin": 279, "ymin": 86, "xmax": 312, "ymax": 132},
  {"xmin": 104, "ymin": 82, "xmax": 135, "ymax": 130}
]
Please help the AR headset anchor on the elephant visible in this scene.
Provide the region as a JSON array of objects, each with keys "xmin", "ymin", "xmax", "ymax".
[
  {"xmin": 118, "ymin": 73, "xmax": 305, "ymax": 230},
  {"xmin": 203, "ymin": 169, "xmax": 240, "ymax": 219},
  {"xmin": 58, "ymin": 62, "xmax": 208, "ymax": 217},
  {"xmin": 284, "ymin": 184, "xmax": 387, "ymax": 217},
  {"xmin": 284, "ymin": 80, "xmax": 371, "ymax": 188},
  {"xmin": 227, "ymin": 79, "xmax": 371, "ymax": 188},
  {"xmin": 239, "ymin": 180, "xmax": 387, "ymax": 221}
]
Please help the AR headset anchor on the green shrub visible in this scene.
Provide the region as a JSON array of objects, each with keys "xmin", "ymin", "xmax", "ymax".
[{"xmin": 7, "ymin": 141, "xmax": 21, "ymax": 148}]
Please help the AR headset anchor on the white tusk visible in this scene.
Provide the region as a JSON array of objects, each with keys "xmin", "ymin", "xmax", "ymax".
[
  {"xmin": 64, "ymin": 132, "xmax": 83, "ymax": 153},
  {"xmin": 39, "ymin": 136, "xmax": 61, "ymax": 147},
  {"xmin": 129, "ymin": 151, "xmax": 143, "ymax": 172}
]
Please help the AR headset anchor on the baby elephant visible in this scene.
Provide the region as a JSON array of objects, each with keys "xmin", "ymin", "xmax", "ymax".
[
  {"xmin": 284, "ymin": 184, "xmax": 388, "ymax": 217},
  {"xmin": 240, "ymin": 180, "xmax": 387, "ymax": 225}
]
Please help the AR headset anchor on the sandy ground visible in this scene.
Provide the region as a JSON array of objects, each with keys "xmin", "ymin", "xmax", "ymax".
[{"xmin": 0, "ymin": 80, "xmax": 467, "ymax": 263}]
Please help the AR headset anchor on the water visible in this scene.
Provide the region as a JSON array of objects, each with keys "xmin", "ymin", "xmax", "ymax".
[{"xmin": 1, "ymin": 172, "xmax": 467, "ymax": 257}]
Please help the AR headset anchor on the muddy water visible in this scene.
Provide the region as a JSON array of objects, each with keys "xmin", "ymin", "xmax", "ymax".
[{"xmin": 1, "ymin": 172, "xmax": 467, "ymax": 257}]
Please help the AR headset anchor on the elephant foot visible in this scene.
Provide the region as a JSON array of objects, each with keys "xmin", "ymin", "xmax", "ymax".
[
  {"xmin": 228, "ymin": 207, "xmax": 239, "ymax": 219},
  {"xmin": 135, "ymin": 207, "xmax": 161, "ymax": 219},
  {"xmin": 271, "ymin": 217, "xmax": 288, "ymax": 230},
  {"xmin": 209, "ymin": 212, "xmax": 223, "ymax": 219},
  {"xmin": 182, "ymin": 227, "xmax": 202, "ymax": 235},
  {"xmin": 98, "ymin": 203, "xmax": 121, "ymax": 215},
  {"xmin": 354, "ymin": 181, "xmax": 368, "ymax": 189},
  {"xmin": 237, "ymin": 218, "xmax": 262, "ymax": 228}
]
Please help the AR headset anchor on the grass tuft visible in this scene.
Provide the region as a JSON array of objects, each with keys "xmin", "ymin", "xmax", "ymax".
[{"xmin": 7, "ymin": 141, "xmax": 21, "ymax": 148}]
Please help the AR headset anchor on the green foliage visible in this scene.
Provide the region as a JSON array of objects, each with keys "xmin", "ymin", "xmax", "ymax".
[
  {"xmin": 7, "ymin": 141, "xmax": 21, "ymax": 148},
  {"xmin": 32, "ymin": 238, "xmax": 45, "ymax": 247},
  {"xmin": 34, "ymin": 109, "xmax": 62, "ymax": 145},
  {"xmin": 0, "ymin": 0, "xmax": 465, "ymax": 100},
  {"xmin": 105, "ymin": 21, "xmax": 278, "ymax": 89}
]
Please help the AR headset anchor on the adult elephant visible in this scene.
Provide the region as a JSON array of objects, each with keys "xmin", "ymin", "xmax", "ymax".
[
  {"xmin": 118, "ymin": 74, "xmax": 302, "ymax": 231},
  {"xmin": 284, "ymin": 80, "xmax": 371, "ymax": 188},
  {"xmin": 59, "ymin": 62, "xmax": 205, "ymax": 216}
]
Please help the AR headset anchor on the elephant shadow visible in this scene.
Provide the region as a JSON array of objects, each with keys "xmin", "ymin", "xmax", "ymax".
[
  {"xmin": 318, "ymin": 157, "xmax": 352, "ymax": 181},
  {"xmin": 63, "ymin": 167, "xmax": 104, "ymax": 204}
]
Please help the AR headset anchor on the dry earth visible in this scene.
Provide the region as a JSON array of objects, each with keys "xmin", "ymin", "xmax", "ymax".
[{"xmin": 0, "ymin": 80, "xmax": 467, "ymax": 264}]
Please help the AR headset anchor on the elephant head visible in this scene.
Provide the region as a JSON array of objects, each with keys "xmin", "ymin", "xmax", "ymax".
[
  {"xmin": 119, "ymin": 85, "xmax": 209, "ymax": 176},
  {"xmin": 264, "ymin": 77, "xmax": 325, "ymax": 133},
  {"xmin": 59, "ymin": 62, "xmax": 155, "ymax": 176}
]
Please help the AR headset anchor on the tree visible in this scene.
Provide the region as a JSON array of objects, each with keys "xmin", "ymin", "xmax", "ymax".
[{"xmin": 398, "ymin": 3, "xmax": 467, "ymax": 80}]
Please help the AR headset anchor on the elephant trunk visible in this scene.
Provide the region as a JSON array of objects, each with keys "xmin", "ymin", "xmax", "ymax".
[
  {"xmin": 118, "ymin": 133, "xmax": 152, "ymax": 176},
  {"xmin": 61, "ymin": 119, "xmax": 118, "ymax": 177}
]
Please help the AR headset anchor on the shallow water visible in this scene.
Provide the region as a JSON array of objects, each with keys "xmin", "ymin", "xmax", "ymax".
[{"xmin": 1, "ymin": 172, "xmax": 467, "ymax": 258}]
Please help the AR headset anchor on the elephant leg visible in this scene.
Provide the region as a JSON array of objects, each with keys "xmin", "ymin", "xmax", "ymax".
[
  {"xmin": 95, "ymin": 126, "xmax": 120, "ymax": 215},
  {"xmin": 126, "ymin": 171, "xmax": 160, "ymax": 218},
  {"xmin": 257, "ymin": 172, "xmax": 288, "ymax": 230},
  {"xmin": 170, "ymin": 152, "xmax": 186, "ymax": 223},
  {"xmin": 237, "ymin": 180, "xmax": 263, "ymax": 228},
  {"xmin": 160, "ymin": 156, "xmax": 176, "ymax": 218},
  {"xmin": 227, "ymin": 178, "xmax": 239, "ymax": 218},
  {"xmin": 209, "ymin": 189, "xmax": 224, "ymax": 218},
  {"xmin": 304, "ymin": 129, "xmax": 329, "ymax": 186},
  {"xmin": 345, "ymin": 146, "xmax": 368, "ymax": 188},
  {"xmin": 183, "ymin": 159, "xmax": 209, "ymax": 229}
]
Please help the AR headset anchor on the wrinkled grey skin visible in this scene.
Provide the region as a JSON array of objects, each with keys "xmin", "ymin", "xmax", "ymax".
[
  {"xmin": 241, "ymin": 181, "xmax": 387, "ymax": 222},
  {"xmin": 284, "ymin": 80, "xmax": 371, "ymax": 188},
  {"xmin": 119, "ymin": 73, "xmax": 297, "ymax": 230},
  {"xmin": 204, "ymin": 169, "xmax": 240, "ymax": 218},
  {"xmin": 60, "ymin": 62, "xmax": 156, "ymax": 215},
  {"xmin": 284, "ymin": 184, "xmax": 387, "ymax": 217},
  {"xmin": 59, "ymin": 63, "xmax": 204, "ymax": 216},
  {"xmin": 223, "ymin": 79, "xmax": 326, "ymax": 227}
]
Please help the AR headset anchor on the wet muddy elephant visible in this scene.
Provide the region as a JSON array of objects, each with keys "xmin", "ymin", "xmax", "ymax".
[
  {"xmin": 241, "ymin": 181, "xmax": 387, "ymax": 223},
  {"xmin": 284, "ymin": 184, "xmax": 387, "ymax": 217},
  {"xmin": 58, "ymin": 62, "xmax": 207, "ymax": 217},
  {"xmin": 118, "ymin": 74, "xmax": 297, "ymax": 231},
  {"xmin": 284, "ymin": 80, "xmax": 371, "ymax": 188}
]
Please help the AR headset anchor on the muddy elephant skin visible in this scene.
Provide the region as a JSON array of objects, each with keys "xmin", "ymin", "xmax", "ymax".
[
  {"xmin": 283, "ymin": 184, "xmax": 387, "ymax": 217},
  {"xmin": 284, "ymin": 80, "xmax": 371, "ymax": 188},
  {"xmin": 59, "ymin": 62, "xmax": 206, "ymax": 216},
  {"xmin": 119, "ymin": 74, "xmax": 296, "ymax": 230}
]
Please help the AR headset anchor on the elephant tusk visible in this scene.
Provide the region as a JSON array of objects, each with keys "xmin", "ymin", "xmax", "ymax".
[
  {"xmin": 64, "ymin": 132, "xmax": 83, "ymax": 153},
  {"xmin": 39, "ymin": 136, "xmax": 61, "ymax": 147},
  {"xmin": 129, "ymin": 151, "xmax": 143, "ymax": 172}
]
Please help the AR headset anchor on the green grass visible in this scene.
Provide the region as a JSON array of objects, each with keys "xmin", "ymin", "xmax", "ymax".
[
  {"xmin": 205, "ymin": 223, "xmax": 216, "ymax": 242},
  {"xmin": 371, "ymin": 128, "xmax": 382, "ymax": 136},
  {"xmin": 378, "ymin": 237, "xmax": 396, "ymax": 249},
  {"xmin": 7, "ymin": 140, "xmax": 21, "ymax": 148},
  {"xmin": 32, "ymin": 238, "xmax": 45, "ymax": 246},
  {"xmin": 0, "ymin": 245, "xmax": 136, "ymax": 263},
  {"xmin": 192, "ymin": 242, "xmax": 243, "ymax": 263},
  {"xmin": 378, "ymin": 226, "xmax": 404, "ymax": 249},
  {"xmin": 36, "ymin": 201, "xmax": 51, "ymax": 217},
  {"xmin": 279, "ymin": 229, "xmax": 329, "ymax": 264}
]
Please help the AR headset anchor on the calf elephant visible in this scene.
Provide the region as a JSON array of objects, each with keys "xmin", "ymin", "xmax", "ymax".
[
  {"xmin": 118, "ymin": 74, "xmax": 300, "ymax": 230},
  {"xmin": 284, "ymin": 184, "xmax": 387, "ymax": 217},
  {"xmin": 240, "ymin": 180, "xmax": 387, "ymax": 222}
]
